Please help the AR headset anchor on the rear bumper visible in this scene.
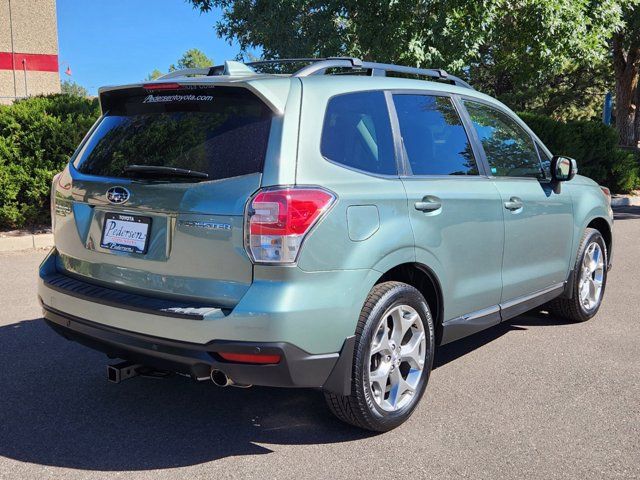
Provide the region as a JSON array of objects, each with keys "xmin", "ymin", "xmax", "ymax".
[
  {"xmin": 39, "ymin": 249, "xmax": 376, "ymax": 354},
  {"xmin": 42, "ymin": 302, "xmax": 354, "ymax": 392},
  {"xmin": 37, "ymin": 248, "xmax": 369, "ymax": 393}
]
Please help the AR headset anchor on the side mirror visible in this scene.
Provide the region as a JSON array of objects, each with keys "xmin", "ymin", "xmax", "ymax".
[{"xmin": 551, "ymin": 156, "xmax": 577, "ymax": 182}]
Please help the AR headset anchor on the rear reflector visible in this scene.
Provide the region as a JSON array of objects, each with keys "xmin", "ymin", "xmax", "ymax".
[
  {"xmin": 246, "ymin": 187, "xmax": 336, "ymax": 263},
  {"xmin": 218, "ymin": 352, "xmax": 282, "ymax": 365},
  {"xmin": 143, "ymin": 82, "xmax": 182, "ymax": 91},
  {"xmin": 50, "ymin": 172, "xmax": 62, "ymax": 230}
]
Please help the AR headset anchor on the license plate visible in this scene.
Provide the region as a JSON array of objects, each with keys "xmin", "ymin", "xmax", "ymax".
[{"xmin": 100, "ymin": 213, "xmax": 152, "ymax": 254}]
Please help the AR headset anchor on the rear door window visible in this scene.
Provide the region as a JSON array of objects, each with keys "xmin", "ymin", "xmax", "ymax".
[
  {"xmin": 392, "ymin": 94, "xmax": 479, "ymax": 175},
  {"xmin": 321, "ymin": 91, "xmax": 397, "ymax": 175},
  {"xmin": 74, "ymin": 87, "xmax": 273, "ymax": 181}
]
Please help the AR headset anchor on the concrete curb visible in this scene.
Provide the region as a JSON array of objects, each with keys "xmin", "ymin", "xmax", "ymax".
[
  {"xmin": 611, "ymin": 196, "xmax": 640, "ymax": 207},
  {"xmin": 0, "ymin": 233, "xmax": 54, "ymax": 253}
]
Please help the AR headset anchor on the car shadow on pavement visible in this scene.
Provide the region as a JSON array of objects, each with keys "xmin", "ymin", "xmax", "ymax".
[
  {"xmin": 0, "ymin": 318, "xmax": 373, "ymax": 471},
  {"xmin": 0, "ymin": 311, "xmax": 569, "ymax": 471},
  {"xmin": 434, "ymin": 310, "xmax": 574, "ymax": 369}
]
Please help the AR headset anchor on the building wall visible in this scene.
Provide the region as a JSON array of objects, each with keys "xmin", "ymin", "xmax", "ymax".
[{"xmin": 0, "ymin": 0, "xmax": 60, "ymax": 104}]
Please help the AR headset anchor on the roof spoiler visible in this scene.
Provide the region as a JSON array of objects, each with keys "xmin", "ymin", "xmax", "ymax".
[{"xmin": 97, "ymin": 78, "xmax": 291, "ymax": 115}]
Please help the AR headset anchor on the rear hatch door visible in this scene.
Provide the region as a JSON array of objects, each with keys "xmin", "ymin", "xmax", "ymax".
[{"xmin": 53, "ymin": 84, "xmax": 274, "ymax": 307}]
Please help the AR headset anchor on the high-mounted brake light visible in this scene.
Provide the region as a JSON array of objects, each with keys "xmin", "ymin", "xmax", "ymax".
[
  {"xmin": 143, "ymin": 82, "xmax": 182, "ymax": 91},
  {"xmin": 246, "ymin": 187, "xmax": 336, "ymax": 263}
]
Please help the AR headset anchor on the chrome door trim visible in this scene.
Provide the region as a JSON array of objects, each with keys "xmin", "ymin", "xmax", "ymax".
[
  {"xmin": 462, "ymin": 305, "xmax": 500, "ymax": 322},
  {"xmin": 441, "ymin": 305, "xmax": 501, "ymax": 345},
  {"xmin": 499, "ymin": 282, "xmax": 566, "ymax": 311}
]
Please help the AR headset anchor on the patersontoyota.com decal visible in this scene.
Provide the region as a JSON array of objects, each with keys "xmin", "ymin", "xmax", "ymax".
[{"xmin": 142, "ymin": 94, "xmax": 214, "ymax": 103}]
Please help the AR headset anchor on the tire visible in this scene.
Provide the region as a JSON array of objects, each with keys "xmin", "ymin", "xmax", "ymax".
[
  {"xmin": 324, "ymin": 281, "xmax": 435, "ymax": 432},
  {"xmin": 545, "ymin": 228, "xmax": 608, "ymax": 322}
]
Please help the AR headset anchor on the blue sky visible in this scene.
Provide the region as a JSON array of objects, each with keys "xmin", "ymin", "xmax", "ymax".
[{"xmin": 56, "ymin": 0, "xmax": 250, "ymax": 95}]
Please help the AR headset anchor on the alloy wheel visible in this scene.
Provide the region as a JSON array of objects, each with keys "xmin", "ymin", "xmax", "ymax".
[
  {"xmin": 578, "ymin": 242, "xmax": 605, "ymax": 311},
  {"xmin": 367, "ymin": 304, "xmax": 426, "ymax": 412}
]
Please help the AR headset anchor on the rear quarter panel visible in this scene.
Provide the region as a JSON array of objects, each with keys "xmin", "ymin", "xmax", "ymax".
[{"xmin": 293, "ymin": 77, "xmax": 415, "ymax": 273}]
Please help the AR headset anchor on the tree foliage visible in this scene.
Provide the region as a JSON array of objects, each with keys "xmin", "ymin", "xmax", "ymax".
[
  {"xmin": 521, "ymin": 112, "xmax": 639, "ymax": 192},
  {"xmin": 60, "ymin": 80, "xmax": 89, "ymax": 97},
  {"xmin": 190, "ymin": 0, "xmax": 623, "ymax": 119},
  {"xmin": 169, "ymin": 48, "xmax": 214, "ymax": 71},
  {"xmin": 145, "ymin": 69, "xmax": 163, "ymax": 81},
  {"xmin": 0, "ymin": 95, "xmax": 100, "ymax": 229},
  {"xmin": 146, "ymin": 48, "xmax": 214, "ymax": 79}
]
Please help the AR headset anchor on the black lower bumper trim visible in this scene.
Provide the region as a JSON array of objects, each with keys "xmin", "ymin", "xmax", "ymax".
[
  {"xmin": 41, "ymin": 271, "xmax": 223, "ymax": 320},
  {"xmin": 42, "ymin": 303, "xmax": 348, "ymax": 390}
]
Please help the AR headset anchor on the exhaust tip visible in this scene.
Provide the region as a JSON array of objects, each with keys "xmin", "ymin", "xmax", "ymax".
[{"xmin": 210, "ymin": 369, "xmax": 230, "ymax": 387}]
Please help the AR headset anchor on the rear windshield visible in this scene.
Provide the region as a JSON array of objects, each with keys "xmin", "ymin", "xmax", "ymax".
[{"xmin": 74, "ymin": 87, "xmax": 273, "ymax": 181}]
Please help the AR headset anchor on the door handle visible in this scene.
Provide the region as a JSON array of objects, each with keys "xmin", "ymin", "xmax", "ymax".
[
  {"xmin": 415, "ymin": 196, "xmax": 442, "ymax": 212},
  {"xmin": 504, "ymin": 197, "xmax": 523, "ymax": 211}
]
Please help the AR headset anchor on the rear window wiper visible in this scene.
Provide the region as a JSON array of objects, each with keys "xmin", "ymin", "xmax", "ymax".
[{"xmin": 123, "ymin": 165, "xmax": 209, "ymax": 180}]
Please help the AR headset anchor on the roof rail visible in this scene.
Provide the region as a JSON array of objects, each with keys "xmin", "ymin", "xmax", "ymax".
[
  {"xmin": 246, "ymin": 58, "xmax": 326, "ymax": 68},
  {"xmin": 157, "ymin": 57, "xmax": 472, "ymax": 89},
  {"xmin": 292, "ymin": 57, "xmax": 473, "ymax": 89},
  {"xmin": 158, "ymin": 60, "xmax": 258, "ymax": 79},
  {"xmin": 158, "ymin": 58, "xmax": 331, "ymax": 79}
]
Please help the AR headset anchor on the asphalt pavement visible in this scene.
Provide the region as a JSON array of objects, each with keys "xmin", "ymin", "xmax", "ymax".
[{"xmin": 0, "ymin": 207, "xmax": 638, "ymax": 479}]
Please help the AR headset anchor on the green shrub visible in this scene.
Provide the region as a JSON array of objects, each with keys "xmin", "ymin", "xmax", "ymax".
[
  {"xmin": 520, "ymin": 113, "xmax": 640, "ymax": 193},
  {"xmin": 0, "ymin": 94, "xmax": 100, "ymax": 229}
]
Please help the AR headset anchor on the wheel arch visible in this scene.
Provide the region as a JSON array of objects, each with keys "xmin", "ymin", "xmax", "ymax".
[
  {"xmin": 374, "ymin": 262, "xmax": 445, "ymax": 345},
  {"xmin": 586, "ymin": 217, "xmax": 612, "ymax": 263},
  {"xmin": 563, "ymin": 215, "xmax": 612, "ymax": 300},
  {"xmin": 570, "ymin": 190, "xmax": 612, "ymax": 270}
]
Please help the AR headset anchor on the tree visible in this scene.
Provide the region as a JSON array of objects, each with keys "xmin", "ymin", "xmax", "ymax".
[
  {"xmin": 168, "ymin": 48, "xmax": 213, "ymax": 71},
  {"xmin": 189, "ymin": 0, "xmax": 623, "ymax": 120},
  {"xmin": 60, "ymin": 80, "xmax": 89, "ymax": 97},
  {"xmin": 146, "ymin": 49, "xmax": 213, "ymax": 80},
  {"xmin": 612, "ymin": 3, "xmax": 640, "ymax": 146},
  {"xmin": 465, "ymin": 1, "xmax": 622, "ymax": 118},
  {"xmin": 145, "ymin": 69, "xmax": 163, "ymax": 81}
]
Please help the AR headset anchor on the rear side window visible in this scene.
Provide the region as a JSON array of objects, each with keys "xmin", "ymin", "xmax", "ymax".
[
  {"xmin": 464, "ymin": 101, "xmax": 543, "ymax": 178},
  {"xmin": 74, "ymin": 87, "xmax": 273, "ymax": 181},
  {"xmin": 321, "ymin": 91, "xmax": 397, "ymax": 175},
  {"xmin": 393, "ymin": 94, "xmax": 478, "ymax": 175}
]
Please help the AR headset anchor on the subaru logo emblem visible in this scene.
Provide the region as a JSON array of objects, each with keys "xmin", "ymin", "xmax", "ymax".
[{"xmin": 106, "ymin": 186, "xmax": 130, "ymax": 205}]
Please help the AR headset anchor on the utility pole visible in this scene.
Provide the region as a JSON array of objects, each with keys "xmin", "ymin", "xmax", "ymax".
[{"xmin": 8, "ymin": 0, "xmax": 17, "ymax": 98}]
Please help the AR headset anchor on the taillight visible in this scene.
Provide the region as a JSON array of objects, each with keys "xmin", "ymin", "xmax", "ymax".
[
  {"xmin": 600, "ymin": 186, "xmax": 611, "ymax": 205},
  {"xmin": 245, "ymin": 187, "xmax": 336, "ymax": 263},
  {"xmin": 50, "ymin": 173, "xmax": 61, "ymax": 230}
]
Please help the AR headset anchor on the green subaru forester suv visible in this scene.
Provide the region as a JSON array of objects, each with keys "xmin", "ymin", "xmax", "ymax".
[{"xmin": 39, "ymin": 58, "xmax": 613, "ymax": 431}]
